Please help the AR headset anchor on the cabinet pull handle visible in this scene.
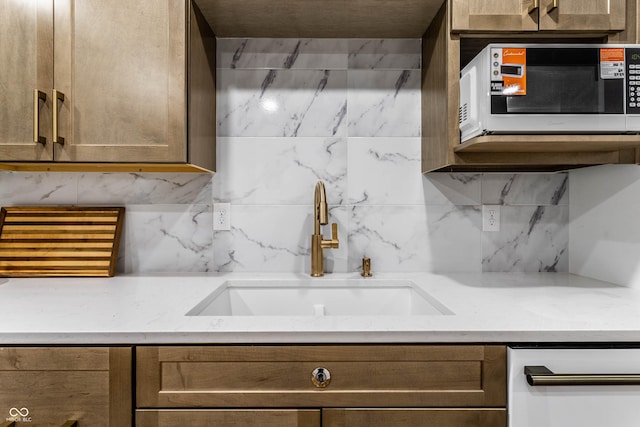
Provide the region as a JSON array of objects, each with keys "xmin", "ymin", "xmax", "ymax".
[
  {"xmin": 527, "ymin": 0, "xmax": 539, "ymax": 15},
  {"xmin": 61, "ymin": 421, "xmax": 78, "ymax": 427},
  {"xmin": 33, "ymin": 89, "xmax": 47, "ymax": 144},
  {"xmin": 525, "ymin": 365, "xmax": 640, "ymax": 386},
  {"xmin": 546, "ymin": 0, "xmax": 558, "ymax": 13},
  {"xmin": 53, "ymin": 89, "xmax": 65, "ymax": 144}
]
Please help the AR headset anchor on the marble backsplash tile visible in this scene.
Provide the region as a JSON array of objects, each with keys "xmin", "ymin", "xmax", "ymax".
[
  {"xmin": 348, "ymin": 205, "xmax": 482, "ymax": 272},
  {"xmin": 0, "ymin": 172, "xmax": 78, "ymax": 204},
  {"xmin": 346, "ymin": 70, "xmax": 421, "ymax": 137},
  {"xmin": 214, "ymin": 205, "xmax": 349, "ymax": 273},
  {"xmin": 347, "ymin": 39, "xmax": 421, "ymax": 70},
  {"xmin": 482, "ymin": 205, "xmax": 569, "ymax": 272},
  {"xmin": 482, "ymin": 173, "xmax": 569, "ymax": 206},
  {"xmin": 214, "ymin": 137, "xmax": 346, "ymax": 205},
  {"xmin": 77, "ymin": 173, "xmax": 212, "ymax": 205},
  {"xmin": 121, "ymin": 204, "xmax": 213, "ymax": 273},
  {"xmin": 347, "ymin": 137, "xmax": 423, "ymax": 205},
  {"xmin": 217, "ymin": 38, "xmax": 348, "ymax": 70},
  {"xmin": 217, "ymin": 69, "xmax": 347, "ymax": 137}
]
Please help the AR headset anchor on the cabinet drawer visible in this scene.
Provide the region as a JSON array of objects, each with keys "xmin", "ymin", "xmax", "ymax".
[
  {"xmin": 136, "ymin": 409, "xmax": 320, "ymax": 427},
  {"xmin": 323, "ymin": 408, "xmax": 506, "ymax": 427},
  {"xmin": 137, "ymin": 345, "xmax": 505, "ymax": 408},
  {"xmin": 0, "ymin": 347, "xmax": 131, "ymax": 427}
]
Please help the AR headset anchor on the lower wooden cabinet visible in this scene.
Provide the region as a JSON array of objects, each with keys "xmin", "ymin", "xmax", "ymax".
[
  {"xmin": 0, "ymin": 347, "xmax": 132, "ymax": 427},
  {"xmin": 136, "ymin": 345, "xmax": 506, "ymax": 427}
]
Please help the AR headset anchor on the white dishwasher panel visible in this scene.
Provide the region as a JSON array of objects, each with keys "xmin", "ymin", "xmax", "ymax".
[{"xmin": 508, "ymin": 347, "xmax": 640, "ymax": 427}]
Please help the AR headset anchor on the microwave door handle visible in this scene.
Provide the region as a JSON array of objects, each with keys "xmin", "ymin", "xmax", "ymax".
[
  {"xmin": 528, "ymin": 0, "xmax": 539, "ymax": 14},
  {"xmin": 525, "ymin": 366, "xmax": 640, "ymax": 386}
]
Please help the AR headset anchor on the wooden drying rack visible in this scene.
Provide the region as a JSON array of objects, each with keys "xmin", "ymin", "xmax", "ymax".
[{"xmin": 0, "ymin": 206, "xmax": 125, "ymax": 277}]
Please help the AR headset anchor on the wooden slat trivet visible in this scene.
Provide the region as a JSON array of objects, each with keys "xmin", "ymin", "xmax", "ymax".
[{"xmin": 0, "ymin": 206, "xmax": 125, "ymax": 277}]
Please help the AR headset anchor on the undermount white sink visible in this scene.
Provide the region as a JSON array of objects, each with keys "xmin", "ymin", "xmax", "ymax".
[{"xmin": 186, "ymin": 280, "xmax": 453, "ymax": 317}]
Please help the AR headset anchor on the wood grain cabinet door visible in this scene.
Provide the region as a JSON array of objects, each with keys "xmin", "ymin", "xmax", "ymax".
[
  {"xmin": 136, "ymin": 409, "xmax": 320, "ymax": 427},
  {"xmin": 52, "ymin": 0, "xmax": 187, "ymax": 163},
  {"xmin": 0, "ymin": 0, "xmax": 54, "ymax": 161},
  {"xmin": 538, "ymin": 0, "xmax": 626, "ymax": 32},
  {"xmin": 323, "ymin": 408, "xmax": 506, "ymax": 427},
  {"xmin": 0, "ymin": 347, "xmax": 132, "ymax": 427},
  {"xmin": 451, "ymin": 0, "xmax": 539, "ymax": 32}
]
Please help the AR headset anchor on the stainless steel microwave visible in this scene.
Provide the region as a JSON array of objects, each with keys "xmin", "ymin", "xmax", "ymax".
[{"xmin": 459, "ymin": 44, "xmax": 640, "ymax": 143}]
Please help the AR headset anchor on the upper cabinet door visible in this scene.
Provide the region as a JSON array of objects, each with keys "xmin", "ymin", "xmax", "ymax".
[
  {"xmin": 452, "ymin": 0, "xmax": 625, "ymax": 33},
  {"xmin": 53, "ymin": 0, "xmax": 187, "ymax": 163},
  {"xmin": 0, "ymin": 0, "xmax": 54, "ymax": 161},
  {"xmin": 539, "ymin": 0, "xmax": 626, "ymax": 32},
  {"xmin": 451, "ymin": 0, "xmax": 539, "ymax": 32}
]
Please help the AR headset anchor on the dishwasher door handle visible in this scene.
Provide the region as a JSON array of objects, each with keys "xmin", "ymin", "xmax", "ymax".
[{"xmin": 525, "ymin": 365, "xmax": 640, "ymax": 386}]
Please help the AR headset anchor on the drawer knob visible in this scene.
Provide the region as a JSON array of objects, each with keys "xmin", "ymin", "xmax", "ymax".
[{"xmin": 311, "ymin": 367, "xmax": 331, "ymax": 388}]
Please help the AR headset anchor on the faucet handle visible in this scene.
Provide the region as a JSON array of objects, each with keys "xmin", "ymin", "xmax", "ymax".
[{"xmin": 322, "ymin": 223, "xmax": 339, "ymax": 249}]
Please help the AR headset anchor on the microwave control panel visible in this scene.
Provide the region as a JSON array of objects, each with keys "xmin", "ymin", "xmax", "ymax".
[{"xmin": 626, "ymin": 47, "xmax": 640, "ymax": 113}]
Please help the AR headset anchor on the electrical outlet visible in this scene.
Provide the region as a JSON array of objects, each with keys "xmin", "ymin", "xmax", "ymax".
[
  {"xmin": 482, "ymin": 205, "xmax": 500, "ymax": 232},
  {"xmin": 214, "ymin": 203, "xmax": 231, "ymax": 231}
]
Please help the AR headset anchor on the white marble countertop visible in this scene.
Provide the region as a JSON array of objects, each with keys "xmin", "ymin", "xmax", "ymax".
[{"xmin": 1, "ymin": 272, "xmax": 640, "ymax": 344}]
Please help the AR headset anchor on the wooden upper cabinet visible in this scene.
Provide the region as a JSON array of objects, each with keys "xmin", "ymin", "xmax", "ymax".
[
  {"xmin": 0, "ymin": 0, "xmax": 54, "ymax": 161},
  {"xmin": 452, "ymin": 0, "xmax": 626, "ymax": 33},
  {"xmin": 53, "ymin": 0, "xmax": 187, "ymax": 163},
  {"xmin": 0, "ymin": 0, "xmax": 216, "ymax": 172}
]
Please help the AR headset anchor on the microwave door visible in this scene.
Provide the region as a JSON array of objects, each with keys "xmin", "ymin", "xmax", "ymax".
[
  {"xmin": 504, "ymin": 66, "xmax": 605, "ymax": 114},
  {"xmin": 490, "ymin": 47, "xmax": 624, "ymax": 118}
]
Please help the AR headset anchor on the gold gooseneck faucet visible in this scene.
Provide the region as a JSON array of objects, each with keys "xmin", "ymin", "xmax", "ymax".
[{"xmin": 311, "ymin": 180, "xmax": 339, "ymax": 277}]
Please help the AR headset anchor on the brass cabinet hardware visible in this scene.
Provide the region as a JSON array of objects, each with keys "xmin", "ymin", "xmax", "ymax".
[
  {"xmin": 311, "ymin": 367, "xmax": 331, "ymax": 388},
  {"xmin": 527, "ymin": 0, "xmax": 539, "ymax": 15},
  {"xmin": 61, "ymin": 421, "xmax": 78, "ymax": 427},
  {"xmin": 525, "ymin": 365, "xmax": 640, "ymax": 386},
  {"xmin": 361, "ymin": 257, "xmax": 372, "ymax": 277},
  {"xmin": 33, "ymin": 89, "xmax": 47, "ymax": 144},
  {"xmin": 53, "ymin": 89, "xmax": 65, "ymax": 144},
  {"xmin": 546, "ymin": 0, "xmax": 559, "ymax": 13}
]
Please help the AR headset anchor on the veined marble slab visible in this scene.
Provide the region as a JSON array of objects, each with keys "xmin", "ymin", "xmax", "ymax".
[{"xmin": 1, "ymin": 272, "xmax": 639, "ymax": 344}]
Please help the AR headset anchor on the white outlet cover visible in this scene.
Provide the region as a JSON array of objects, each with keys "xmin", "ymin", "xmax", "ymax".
[
  {"xmin": 482, "ymin": 205, "xmax": 500, "ymax": 232},
  {"xmin": 214, "ymin": 203, "xmax": 231, "ymax": 231}
]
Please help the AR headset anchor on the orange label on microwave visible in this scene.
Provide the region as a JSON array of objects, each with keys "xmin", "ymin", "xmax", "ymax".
[
  {"xmin": 600, "ymin": 48, "xmax": 624, "ymax": 63},
  {"xmin": 502, "ymin": 48, "xmax": 527, "ymax": 96},
  {"xmin": 600, "ymin": 48, "xmax": 625, "ymax": 79}
]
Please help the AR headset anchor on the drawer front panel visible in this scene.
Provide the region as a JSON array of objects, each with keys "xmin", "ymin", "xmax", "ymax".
[
  {"xmin": 0, "ymin": 347, "xmax": 131, "ymax": 427},
  {"xmin": 137, "ymin": 345, "xmax": 506, "ymax": 408},
  {"xmin": 136, "ymin": 409, "xmax": 320, "ymax": 427},
  {"xmin": 160, "ymin": 360, "xmax": 481, "ymax": 391}
]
